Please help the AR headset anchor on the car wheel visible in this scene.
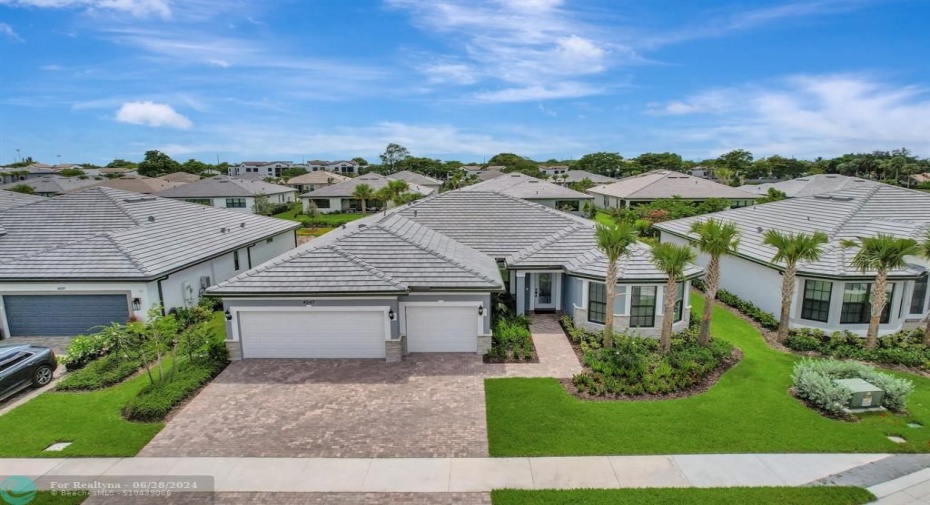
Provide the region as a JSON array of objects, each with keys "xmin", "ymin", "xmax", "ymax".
[{"xmin": 33, "ymin": 365, "xmax": 54, "ymax": 387}]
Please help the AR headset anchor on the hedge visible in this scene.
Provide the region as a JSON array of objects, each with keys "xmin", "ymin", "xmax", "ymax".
[
  {"xmin": 121, "ymin": 360, "xmax": 224, "ymax": 422},
  {"xmin": 57, "ymin": 352, "xmax": 141, "ymax": 391},
  {"xmin": 785, "ymin": 327, "xmax": 930, "ymax": 371}
]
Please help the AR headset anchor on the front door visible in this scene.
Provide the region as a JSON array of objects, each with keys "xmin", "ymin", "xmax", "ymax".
[{"xmin": 534, "ymin": 273, "xmax": 556, "ymax": 310}]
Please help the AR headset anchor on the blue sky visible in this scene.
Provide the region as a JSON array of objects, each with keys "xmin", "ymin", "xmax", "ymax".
[{"xmin": 0, "ymin": 0, "xmax": 928, "ymax": 165}]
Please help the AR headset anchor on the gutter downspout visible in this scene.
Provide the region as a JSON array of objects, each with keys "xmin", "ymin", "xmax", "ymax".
[{"xmin": 156, "ymin": 276, "xmax": 168, "ymax": 315}]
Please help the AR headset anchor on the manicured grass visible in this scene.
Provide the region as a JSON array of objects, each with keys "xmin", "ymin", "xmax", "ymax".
[
  {"xmin": 273, "ymin": 207, "xmax": 304, "ymax": 221},
  {"xmin": 486, "ymin": 295, "xmax": 930, "ymax": 456},
  {"xmin": 273, "ymin": 209, "xmax": 364, "ymax": 227},
  {"xmin": 491, "ymin": 487, "xmax": 875, "ymax": 505},
  {"xmin": 594, "ymin": 211, "xmax": 614, "ymax": 226},
  {"xmin": 297, "ymin": 227, "xmax": 335, "ymax": 237}
]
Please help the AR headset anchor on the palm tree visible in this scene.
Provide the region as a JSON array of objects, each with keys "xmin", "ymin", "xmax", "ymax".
[
  {"xmin": 595, "ymin": 222, "xmax": 639, "ymax": 347},
  {"xmin": 921, "ymin": 231, "xmax": 930, "ymax": 346},
  {"xmin": 651, "ymin": 242, "xmax": 697, "ymax": 354},
  {"xmin": 842, "ymin": 233, "xmax": 920, "ymax": 349},
  {"xmin": 377, "ymin": 179, "xmax": 411, "ymax": 207},
  {"xmin": 689, "ymin": 218, "xmax": 741, "ymax": 346},
  {"xmin": 352, "ymin": 183, "xmax": 374, "ymax": 213},
  {"xmin": 763, "ymin": 230, "xmax": 830, "ymax": 342}
]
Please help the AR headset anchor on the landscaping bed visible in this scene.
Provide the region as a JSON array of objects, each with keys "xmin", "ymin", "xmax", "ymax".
[
  {"xmin": 491, "ymin": 487, "xmax": 875, "ymax": 505},
  {"xmin": 485, "ymin": 315, "xmax": 538, "ymax": 363},
  {"xmin": 786, "ymin": 327, "xmax": 930, "ymax": 374},
  {"xmin": 791, "ymin": 358, "xmax": 914, "ymax": 420}
]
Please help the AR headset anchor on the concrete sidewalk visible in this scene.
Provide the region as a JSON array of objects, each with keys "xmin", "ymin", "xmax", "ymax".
[
  {"xmin": 869, "ymin": 467, "xmax": 930, "ymax": 504},
  {"xmin": 1, "ymin": 454, "xmax": 888, "ymax": 493}
]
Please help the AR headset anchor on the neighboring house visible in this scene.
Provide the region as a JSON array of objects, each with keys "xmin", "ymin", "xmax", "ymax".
[
  {"xmin": 155, "ymin": 176, "xmax": 298, "ymax": 214},
  {"xmin": 461, "ymin": 165, "xmax": 505, "ymax": 175},
  {"xmin": 539, "ymin": 165, "xmax": 570, "ymax": 177},
  {"xmin": 460, "ymin": 173, "xmax": 593, "ymax": 214},
  {"xmin": 158, "ymin": 172, "xmax": 201, "ymax": 184},
  {"xmin": 388, "ymin": 170, "xmax": 443, "ymax": 191},
  {"xmin": 325, "ymin": 160, "xmax": 361, "ymax": 175},
  {"xmin": 300, "ymin": 173, "xmax": 434, "ymax": 214},
  {"xmin": 74, "ymin": 175, "xmax": 187, "ymax": 195},
  {"xmin": 588, "ymin": 170, "xmax": 759, "ymax": 209},
  {"xmin": 690, "ymin": 166, "xmax": 718, "ymax": 180},
  {"xmin": 476, "ymin": 169, "xmax": 506, "ymax": 182},
  {"xmin": 910, "ymin": 173, "xmax": 930, "ymax": 185},
  {"xmin": 739, "ymin": 174, "xmax": 881, "ymax": 198},
  {"xmin": 99, "ymin": 167, "xmax": 136, "ymax": 177},
  {"xmin": 0, "ymin": 187, "xmax": 299, "ymax": 338},
  {"xmin": 286, "ymin": 171, "xmax": 350, "ymax": 193},
  {"xmin": 229, "ymin": 161, "xmax": 295, "ymax": 178},
  {"xmin": 0, "ymin": 190, "xmax": 44, "ymax": 210},
  {"xmin": 0, "ymin": 176, "xmax": 99, "ymax": 197},
  {"xmin": 0, "ymin": 166, "xmax": 60, "ymax": 185},
  {"xmin": 555, "ymin": 170, "xmax": 617, "ymax": 185},
  {"xmin": 656, "ymin": 183, "xmax": 930, "ymax": 336},
  {"xmin": 210, "ymin": 190, "xmax": 700, "ymax": 360}
]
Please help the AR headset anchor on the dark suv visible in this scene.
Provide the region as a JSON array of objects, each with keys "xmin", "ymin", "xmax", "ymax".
[{"xmin": 0, "ymin": 344, "xmax": 57, "ymax": 401}]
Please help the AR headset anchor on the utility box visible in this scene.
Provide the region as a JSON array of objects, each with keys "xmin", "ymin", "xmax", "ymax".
[{"xmin": 834, "ymin": 378, "xmax": 884, "ymax": 409}]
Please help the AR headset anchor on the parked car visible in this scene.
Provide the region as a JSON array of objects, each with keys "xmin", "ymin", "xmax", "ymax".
[{"xmin": 0, "ymin": 344, "xmax": 56, "ymax": 401}]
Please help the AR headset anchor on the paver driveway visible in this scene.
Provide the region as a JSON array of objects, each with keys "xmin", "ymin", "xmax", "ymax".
[{"xmin": 140, "ymin": 355, "xmax": 492, "ymax": 458}]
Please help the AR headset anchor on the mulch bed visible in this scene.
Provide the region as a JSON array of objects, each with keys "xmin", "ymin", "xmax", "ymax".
[{"xmin": 483, "ymin": 337, "xmax": 540, "ymax": 364}]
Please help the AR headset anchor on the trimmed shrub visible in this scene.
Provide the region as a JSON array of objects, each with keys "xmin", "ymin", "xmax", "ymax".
[
  {"xmin": 487, "ymin": 316, "xmax": 534, "ymax": 362},
  {"xmin": 60, "ymin": 323, "xmax": 126, "ymax": 371},
  {"xmin": 785, "ymin": 328, "xmax": 930, "ymax": 371},
  {"xmin": 57, "ymin": 352, "xmax": 141, "ymax": 391},
  {"xmin": 121, "ymin": 361, "xmax": 223, "ymax": 422},
  {"xmin": 791, "ymin": 359, "xmax": 914, "ymax": 413}
]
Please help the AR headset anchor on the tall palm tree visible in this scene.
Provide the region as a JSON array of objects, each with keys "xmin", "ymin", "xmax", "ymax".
[
  {"xmin": 651, "ymin": 242, "xmax": 697, "ymax": 354},
  {"xmin": 352, "ymin": 183, "xmax": 374, "ymax": 213},
  {"xmin": 763, "ymin": 230, "xmax": 830, "ymax": 342},
  {"xmin": 595, "ymin": 222, "xmax": 639, "ymax": 347},
  {"xmin": 921, "ymin": 231, "xmax": 930, "ymax": 346},
  {"xmin": 689, "ymin": 218, "xmax": 741, "ymax": 346},
  {"xmin": 842, "ymin": 233, "xmax": 920, "ymax": 349},
  {"xmin": 377, "ymin": 179, "xmax": 411, "ymax": 207}
]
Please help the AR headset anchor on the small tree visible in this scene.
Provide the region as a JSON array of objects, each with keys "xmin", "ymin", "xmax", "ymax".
[
  {"xmin": 763, "ymin": 230, "xmax": 829, "ymax": 342},
  {"xmin": 595, "ymin": 222, "xmax": 639, "ymax": 347},
  {"xmin": 133, "ymin": 306, "xmax": 179, "ymax": 385},
  {"xmin": 651, "ymin": 242, "xmax": 697, "ymax": 354},
  {"xmin": 251, "ymin": 193, "xmax": 275, "ymax": 216},
  {"xmin": 689, "ymin": 218, "xmax": 741, "ymax": 346},
  {"xmin": 305, "ymin": 200, "xmax": 320, "ymax": 219},
  {"xmin": 353, "ymin": 183, "xmax": 375, "ymax": 213}
]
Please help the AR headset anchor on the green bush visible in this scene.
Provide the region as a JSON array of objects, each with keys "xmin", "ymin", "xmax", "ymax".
[
  {"xmin": 121, "ymin": 361, "xmax": 223, "ymax": 422},
  {"xmin": 57, "ymin": 352, "xmax": 141, "ymax": 391},
  {"xmin": 168, "ymin": 305, "xmax": 212, "ymax": 329},
  {"xmin": 487, "ymin": 316, "xmax": 534, "ymax": 362},
  {"xmin": 784, "ymin": 328, "xmax": 930, "ymax": 370},
  {"xmin": 61, "ymin": 323, "xmax": 126, "ymax": 371},
  {"xmin": 791, "ymin": 359, "xmax": 914, "ymax": 413}
]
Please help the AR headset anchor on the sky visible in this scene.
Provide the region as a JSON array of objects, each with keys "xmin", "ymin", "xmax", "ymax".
[{"xmin": 0, "ymin": 0, "xmax": 928, "ymax": 165}]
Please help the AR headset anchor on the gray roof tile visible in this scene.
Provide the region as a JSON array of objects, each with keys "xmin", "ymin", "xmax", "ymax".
[
  {"xmin": 461, "ymin": 173, "xmax": 593, "ymax": 200},
  {"xmin": 739, "ymin": 174, "xmax": 880, "ymax": 197},
  {"xmin": 0, "ymin": 190, "xmax": 45, "ymax": 210},
  {"xmin": 155, "ymin": 176, "xmax": 296, "ymax": 198},
  {"xmin": 589, "ymin": 170, "xmax": 759, "ymax": 200}
]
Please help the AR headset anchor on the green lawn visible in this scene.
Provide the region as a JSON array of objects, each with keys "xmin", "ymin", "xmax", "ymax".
[
  {"xmin": 594, "ymin": 211, "xmax": 614, "ymax": 226},
  {"xmin": 491, "ymin": 487, "xmax": 875, "ymax": 505},
  {"xmin": 486, "ymin": 295, "xmax": 930, "ymax": 456},
  {"xmin": 32, "ymin": 491, "xmax": 89, "ymax": 505},
  {"xmin": 273, "ymin": 209, "xmax": 364, "ymax": 227}
]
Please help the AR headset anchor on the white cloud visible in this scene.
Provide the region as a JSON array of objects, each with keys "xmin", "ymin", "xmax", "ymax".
[
  {"xmin": 0, "ymin": 0, "xmax": 171, "ymax": 17},
  {"xmin": 0, "ymin": 23, "xmax": 24, "ymax": 42},
  {"xmin": 474, "ymin": 82, "xmax": 604, "ymax": 103},
  {"xmin": 115, "ymin": 101, "xmax": 192, "ymax": 128},
  {"xmin": 650, "ymin": 74, "xmax": 930, "ymax": 158}
]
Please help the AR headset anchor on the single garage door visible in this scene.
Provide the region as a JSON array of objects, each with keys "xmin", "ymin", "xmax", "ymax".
[
  {"xmin": 238, "ymin": 310, "xmax": 387, "ymax": 359},
  {"xmin": 4, "ymin": 294, "xmax": 129, "ymax": 337},
  {"xmin": 405, "ymin": 305, "xmax": 477, "ymax": 353}
]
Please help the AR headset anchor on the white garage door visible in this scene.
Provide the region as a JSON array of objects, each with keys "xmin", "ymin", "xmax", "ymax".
[
  {"xmin": 238, "ymin": 310, "xmax": 386, "ymax": 359},
  {"xmin": 405, "ymin": 305, "xmax": 477, "ymax": 353}
]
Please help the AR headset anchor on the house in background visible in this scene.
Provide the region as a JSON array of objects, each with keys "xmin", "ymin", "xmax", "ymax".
[
  {"xmin": 300, "ymin": 173, "xmax": 434, "ymax": 214},
  {"xmin": 325, "ymin": 160, "xmax": 361, "ymax": 175},
  {"xmin": 75, "ymin": 175, "xmax": 187, "ymax": 195},
  {"xmin": 388, "ymin": 170, "xmax": 443, "ymax": 192},
  {"xmin": 0, "ymin": 165, "xmax": 60, "ymax": 185},
  {"xmin": 211, "ymin": 190, "xmax": 700, "ymax": 361},
  {"xmin": 99, "ymin": 166, "xmax": 136, "ymax": 178},
  {"xmin": 0, "ymin": 188, "xmax": 298, "ymax": 338},
  {"xmin": 554, "ymin": 170, "xmax": 617, "ymax": 186},
  {"xmin": 286, "ymin": 171, "xmax": 350, "ymax": 193},
  {"xmin": 0, "ymin": 190, "xmax": 44, "ymax": 210},
  {"xmin": 656, "ymin": 182, "xmax": 930, "ymax": 336},
  {"xmin": 158, "ymin": 172, "xmax": 201, "ymax": 184},
  {"xmin": 588, "ymin": 170, "xmax": 759, "ymax": 210},
  {"xmin": 539, "ymin": 165, "xmax": 570, "ymax": 177},
  {"xmin": 460, "ymin": 173, "xmax": 593, "ymax": 214},
  {"xmin": 228, "ymin": 161, "xmax": 295, "ymax": 178},
  {"xmin": 0, "ymin": 176, "xmax": 99, "ymax": 197},
  {"xmin": 739, "ymin": 174, "xmax": 880, "ymax": 198},
  {"xmin": 156, "ymin": 176, "xmax": 297, "ymax": 214}
]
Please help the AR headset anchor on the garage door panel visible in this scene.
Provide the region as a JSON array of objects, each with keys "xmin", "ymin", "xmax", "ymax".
[
  {"xmin": 4, "ymin": 294, "xmax": 129, "ymax": 337},
  {"xmin": 405, "ymin": 305, "xmax": 477, "ymax": 353},
  {"xmin": 239, "ymin": 310, "xmax": 386, "ymax": 359}
]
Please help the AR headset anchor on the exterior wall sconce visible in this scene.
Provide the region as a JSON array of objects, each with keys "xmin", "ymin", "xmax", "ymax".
[
  {"xmin": 225, "ymin": 309, "xmax": 232, "ymax": 321},
  {"xmin": 131, "ymin": 298, "xmax": 142, "ymax": 311},
  {"xmin": 478, "ymin": 304, "xmax": 484, "ymax": 316},
  {"xmin": 388, "ymin": 308, "xmax": 395, "ymax": 320}
]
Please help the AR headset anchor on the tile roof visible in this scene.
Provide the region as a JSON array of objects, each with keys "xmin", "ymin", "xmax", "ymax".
[
  {"xmin": 155, "ymin": 176, "xmax": 297, "ymax": 198},
  {"xmin": 461, "ymin": 173, "xmax": 593, "ymax": 200},
  {"xmin": 588, "ymin": 170, "xmax": 760, "ymax": 200},
  {"xmin": 476, "ymin": 170, "xmax": 506, "ymax": 181},
  {"xmin": 158, "ymin": 172, "xmax": 202, "ymax": 183},
  {"xmin": 558, "ymin": 170, "xmax": 617, "ymax": 184},
  {"xmin": 286, "ymin": 172, "xmax": 350, "ymax": 185},
  {"xmin": 0, "ymin": 187, "xmax": 299, "ymax": 280},
  {"xmin": 300, "ymin": 173, "xmax": 435, "ymax": 198},
  {"xmin": 72, "ymin": 175, "xmax": 187, "ymax": 195},
  {"xmin": 0, "ymin": 190, "xmax": 45, "ymax": 210},
  {"xmin": 0, "ymin": 176, "xmax": 99, "ymax": 195},
  {"xmin": 388, "ymin": 170, "xmax": 442, "ymax": 186},
  {"xmin": 738, "ymin": 174, "xmax": 881, "ymax": 197},
  {"xmin": 655, "ymin": 183, "xmax": 930, "ymax": 279}
]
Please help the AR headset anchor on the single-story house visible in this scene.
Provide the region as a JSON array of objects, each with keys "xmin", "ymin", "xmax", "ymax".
[
  {"xmin": 158, "ymin": 172, "xmax": 202, "ymax": 184},
  {"xmin": 656, "ymin": 182, "xmax": 930, "ymax": 336},
  {"xmin": 588, "ymin": 170, "xmax": 759, "ymax": 209},
  {"xmin": 0, "ymin": 176, "xmax": 99, "ymax": 197},
  {"xmin": 156, "ymin": 176, "xmax": 298, "ymax": 214},
  {"xmin": 0, "ymin": 187, "xmax": 299, "ymax": 338},
  {"xmin": 388, "ymin": 170, "xmax": 443, "ymax": 192},
  {"xmin": 300, "ymin": 173, "xmax": 434, "ymax": 214},
  {"xmin": 0, "ymin": 190, "xmax": 44, "ymax": 210},
  {"xmin": 0, "ymin": 166, "xmax": 60, "ymax": 185},
  {"xmin": 286, "ymin": 171, "xmax": 350, "ymax": 193},
  {"xmin": 477, "ymin": 169, "xmax": 506, "ymax": 181},
  {"xmin": 211, "ymin": 190, "xmax": 701, "ymax": 361},
  {"xmin": 460, "ymin": 173, "xmax": 593, "ymax": 214},
  {"xmin": 72, "ymin": 175, "xmax": 187, "ymax": 195},
  {"xmin": 554, "ymin": 170, "xmax": 617, "ymax": 185},
  {"xmin": 739, "ymin": 174, "xmax": 880, "ymax": 198}
]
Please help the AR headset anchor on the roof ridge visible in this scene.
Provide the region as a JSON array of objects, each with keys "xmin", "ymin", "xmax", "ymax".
[
  {"xmin": 328, "ymin": 244, "xmax": 407, "ymax": 290},
  {"xmin": 375, "ymin": 220, "xmax": 499, "ymax": 284},
  {"xmin": 828, "ymin": 184, "xmax": 881, "ymax": 238},
  {"xmin": 510, "ymin": 223, "xmax": 584, "ymax": 263},
  {"xmin": 98, "ymin": 187, "xmax": 146, "ymax": 226}
]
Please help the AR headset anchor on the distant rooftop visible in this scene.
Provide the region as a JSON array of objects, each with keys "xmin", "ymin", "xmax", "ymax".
[
  {"xmin": 461, "ymin": 173, "xmax": 593, "ymax": 200},
  {"xmin": 589, "ymin": 170, "xmax": 759, "ymax": 200},
  {"xmin": 739, "ymin": 174, "xmax": 881, "ymax": 198},
  {"xmin": 156, "ymin": 176, "xmax": 296, "ymax": 198}
]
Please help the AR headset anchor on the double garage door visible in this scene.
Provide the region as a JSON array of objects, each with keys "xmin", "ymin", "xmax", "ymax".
[
  {"xmin": 236, "ymin": 304, "xmax": 479, "ymax": 358},
  {"xmin": 4, "ymin": 294, "xmax": 130, "ymax": 337}
]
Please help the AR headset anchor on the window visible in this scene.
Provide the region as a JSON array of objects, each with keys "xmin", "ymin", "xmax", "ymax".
[
  {"xmin": 801, "ymin": 280, "xmax": 832, "ymax": 323},
  {"xmin": 233, "ymin": 250, "xmax": 240, "ymax": 271},
  {"xmin": 587, "ymin": 282, "xmax": 606, "ymax": 324},
  {"xmin": 311, "ymin": 199, "xmax": 331, "ymax": 209},
  {"xmin": 841, "ymin": 283, "xmax": 894, "ymax": 324},
  {"xmin": 555, "ymin": 200, "xmax": 580, "ymax": 211},
  {"xmin": 0, "ymin": 352, "xmax": 31, "ymax": 372},
  {"xmin": 911, "ymin": 276, "xmax": 928, "ymax": 315},
  {"xmin": 225, "ymin": 198, "xmax": 246, "ymax": 208},
  {"xmin": 186, "ymin": 198, "xmax": 212, "ymax": 206},
  {"xmin": 673, "ymin": 282, "xmax": 685, "ymax": 322},
  {"xmin": 630, "ymin": 286, "xmax": 657, "ymax": 328}
]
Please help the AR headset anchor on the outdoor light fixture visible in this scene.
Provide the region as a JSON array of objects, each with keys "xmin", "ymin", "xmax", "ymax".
[
  {"xmin": 478, "ymin": 304, "xmax": 484, "ymax": 316},
  {"xmin": 224, "ymin": 309, "xmax": 232, "ymax": 321},
  {"xmin": 388, "ymin": 309, "xmax": 395, "ymax": 320},
  {"xmin": 131, "ymin": 298, "xmax": 141, "ymax": 311}
]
